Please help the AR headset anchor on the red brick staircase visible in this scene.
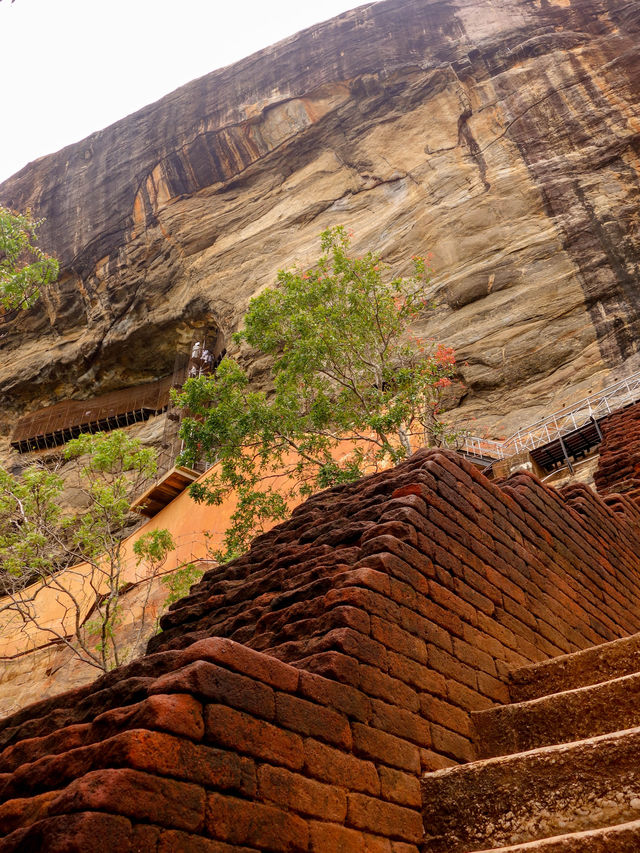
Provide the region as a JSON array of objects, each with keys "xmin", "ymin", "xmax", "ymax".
[{"xmin": 422, "ymin": 632, "xmax": 640, "ymax": 851}]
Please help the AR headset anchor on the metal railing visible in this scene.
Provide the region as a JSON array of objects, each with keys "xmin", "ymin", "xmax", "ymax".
[
  {"xmin": 460, "ymin": 436, "xmax": 506, "ymax": 460},
  {"xmin": 461, "ymin": 369, "xmax": 640, "ymax": 462}
]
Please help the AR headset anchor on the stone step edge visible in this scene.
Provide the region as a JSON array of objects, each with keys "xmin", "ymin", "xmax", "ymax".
[
  {"xmin": 485, "ymin": 665, "xmax": 640, "ymax": 716},
  {"xmin": 426, "ymin": 722, "xmax": 640, "ymax": 783},
  {"xmin": 474, "ymin": 816, "xmax": 640, "ymax": 851},
  {"xmin": 474, "ymin": 667, "xmax": 640, "ymax": 741},
  {"xmin": 509, "ymin": 631, "xmax": 640, "ymax": 701}
]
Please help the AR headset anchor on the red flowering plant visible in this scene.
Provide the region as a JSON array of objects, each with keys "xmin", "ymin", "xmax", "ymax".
[{"xmin": 178, "ymin": 227, "xmax": 460, "ymax": 560}]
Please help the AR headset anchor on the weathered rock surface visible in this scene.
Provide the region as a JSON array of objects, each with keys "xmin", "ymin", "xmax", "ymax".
[{"xmin": 1, "ymin": 0, "xmax": 640, "ymax": 445}]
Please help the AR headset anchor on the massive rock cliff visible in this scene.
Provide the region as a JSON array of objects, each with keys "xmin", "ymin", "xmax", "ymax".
[{"xmin": 1, "ymin": 0, "xmax": 640, "ymax": 444}]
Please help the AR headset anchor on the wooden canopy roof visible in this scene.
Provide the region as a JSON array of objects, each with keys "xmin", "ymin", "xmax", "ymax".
[{"xmin": 10, "ymin": 376, "xmax": 173, "ymax": 452}]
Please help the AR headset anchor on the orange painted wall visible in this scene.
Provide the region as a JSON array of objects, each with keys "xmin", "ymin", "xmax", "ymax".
[{"xmin": 0, "ymin": 439, "xmax": 387, "ymax": 658}]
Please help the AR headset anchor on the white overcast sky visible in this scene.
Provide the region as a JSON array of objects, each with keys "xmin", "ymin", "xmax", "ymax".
[{"xmin": 0, "ymin": 0, "xmax": 374, "ymax": 184}]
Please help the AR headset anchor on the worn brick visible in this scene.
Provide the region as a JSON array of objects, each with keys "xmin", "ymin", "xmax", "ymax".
[
  {"xmin": 358, "ymin": 665, "xmax": 420, "ymax": 713},
  {"xmin": 387, "ymin": 575, "xmax": 420, "ymax": 612},
  {"xmin": 451, "ymin": 637, "xmax": 497, "ymax": 676},
  {"xmin": 357, "ymin": 551, "xmax": 434, "ymax": 589},
  {"xmin": 153, "ymin": 829, "xmax": 255, "ymax": 853},
  {"xmin": 308, "ymin": 628, "xmax": 390, "ymax": 669},
  {"xmin": 364, "ymin": 833, "xmax": 393, "ymax": 853},
  {"xmin": 257, "ymin": 764, "xmax": 347, "ymax": 821},
  {"xmin": 275, "ymin": 693, "xmax": 352, "ymax": 749},
  {"xmin": 93, "ymin": 694, "xmax": 205, "ymax": 742},
  {"xmin": 1, "ymin": 728, "xmax": 255, "ymax": 803},
  {"xmin": 446, "ymin": 680, "xmax": 493, "ymax": 713},
  {"xmin": 428, "ymin": 646, "xmax": 477, "ymax": 689},
  {"xmin": 430, "ymin": 724, "xmax": 475, "ymax": 763},
  {"xmin": 461, "ymin": 622, "xmax": 510, "ymax": 664},
  {"xmin": 416, "ymin": 592, "xmax": 465, "ymax": 640},
  {"xmin": 360, "ymin": 521, "xmax": 418, "ymax": 548},
  {"xmin": 420, "ymin": 749, "xmax": 458, "ymax": 772},
  {"xmin": 370, "ymin": 617, "xmax": 428, "ymax": 664},
  {"xmin": 294, "ymin": 651, "xmax": 361, "ymax": 687},
  {"xmin": 204, "ymin": 704, "xmax": 303, "ymax": 770},
  {"xmin": 0, "ymin": 789, "xmax": 60, "ymax": 836},
  {"xmin": 398, "ymin": 607, "xmax": 454, "ymax": 654},
  {"xmin": 378, "ymin": 766, "xmax": 422, "ymax": 807},
  {"xmin": 7, "ymin": 446, "xmax": 640, "ymax": 853},
  {"xmin": 359, "ymin": 536, "xmax": 434, "ymax": 578},
  {"xmin": 352, "ymin": 723, "xmax": 420, "ymax": 774},
  {"xmin": 206, "ymin": 791, "xmax": 308, "ymax": 851},
  {"xmin": 304, "ymin": 738, "xmax": 380, "ymax": 794},
  {"xmin": 347, "ymin": 793, "xmax": 423, "ymax": 842},
  {"xmin": 387, "ymin": 650, "xmax": 447, "ymax": 695},
  {"xmin": 150, "ymin": 661, "xmax": 275, "ymax": 720},
  {"xmin": 0, "ymin": 723, "xmax": 91, "ymax": 775},
  {"xmin": 0, "ymin": 812, "xmax": 132, "ymax": 853},
  {"xmin": 51, "ymin": 768, "xmax": 205, "ymax": 832},
  {"xmin": 180, "ymin": 638, "xmax": 300, "ymax": 692},
  {"xmin": 335, "ymin": 566, "xmax": 391, "ymax": 596},
  {"xmin": 419, "ymin": 695, "xmax": 471, "ymax": 738},
  {"xmin": 309, "ymin": 820, "xmax": 366, "ymax": 853},
  {"xmin": 477, "ymin": 671, "xmax": 510, "ymax": 704},
  {"xmin": 130, "ymin": 824, "xmax": 161, "ymax": 852},
  {"xmin": 453, "ymin": 576, "xmax": 496, "ymax": 616},
  {"xmin": 370, "ymin": 699, "xmax": 431, "ymax": 747},
  {"xmin": 114, "ymin": 729, "xmax": 256, "ymax": 794},
  {"xmin": 392, "ymin": 844, "xmax": 421, "ymax": 853},
  {"xmin": 298, "ymin": 670, "xmax": 372, "ymax": 722},
  {"xmin": 429, "ymin": 582, "xmax": 478, "ymax": 627},
  {"xmin": 324, "ymin": 585, "xmax": 393, "ymax": 621}
]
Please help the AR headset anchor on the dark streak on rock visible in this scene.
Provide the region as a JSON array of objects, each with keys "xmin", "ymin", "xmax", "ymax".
[{"xmin": 458, "ymin": 108, "xmax": 491, "ymax": 191}]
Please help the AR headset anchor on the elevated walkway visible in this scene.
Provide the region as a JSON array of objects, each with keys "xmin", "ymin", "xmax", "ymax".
[
  {"xmin": 10, "ymin": 377, "xmax": 173, "ymax": 453},
  {"xmin": 462, "ymin": 369, "xmax": 640, "ymax": 471}
]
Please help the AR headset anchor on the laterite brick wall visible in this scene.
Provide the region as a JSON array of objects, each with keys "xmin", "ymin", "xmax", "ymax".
[
  {"xmin": 0, "ymin": 638, "xmax": 423, "ymax": 851},
  {"xmin": 595, "ymin": 403, "xmax": 640, "ymax": 503},
  {"xmin": 2, "ymin": 448, "xmax": 640, "ymax": 850}
]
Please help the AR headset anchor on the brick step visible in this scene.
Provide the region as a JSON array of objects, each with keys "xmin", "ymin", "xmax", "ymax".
[
  {"xmin": 473, "ymin": 670, "xmax": 640, "ymax": 758},
  {"xmin": 421, "ymin": 726, "xmax": 640, "ymax": 852},
  {"xmin": 474, "ymin": 818, "xmax": 640, "ymax": 851},
  {"xmin": 509, "ymin": 631, "xmax": 640, "ymax": 702}
]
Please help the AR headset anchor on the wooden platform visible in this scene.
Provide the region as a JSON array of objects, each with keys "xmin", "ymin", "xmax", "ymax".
[{"xmin": 131, "ymin": 466, "xmax": 201, "ymax": 517}]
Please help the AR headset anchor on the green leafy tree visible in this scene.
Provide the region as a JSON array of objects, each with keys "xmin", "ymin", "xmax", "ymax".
[
  {"xmin": 0, "ymin": 206, "xmax": 59, "ymax": 312},
  {"xmin": 0, "ymin": 431, "xmax": 177, "ymax": 671},
  {"xmin": 161, "ymin": 562, "xmax": 205, "ymax": 609},
  {"xmin": 177, "ymin": 226, "xmax": 460, "ymax": 561}
]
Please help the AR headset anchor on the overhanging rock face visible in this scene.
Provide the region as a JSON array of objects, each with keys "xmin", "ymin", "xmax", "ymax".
[
  {"xmin": 1, "ymin": 0, "xmax": 640, "ymax": 432},
  {"xmin": 2, "ymin": 449, "xmax": 640, "ymax": 850}
]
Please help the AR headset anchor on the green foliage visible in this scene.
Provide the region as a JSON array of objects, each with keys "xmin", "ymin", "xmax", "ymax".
[
  {"xmin": 0, "ymin": 465, "xmax": 65, "ymax": 577},
  {"xmin": 134, "ymin": 529, "xmax": 176, "ymax": 565},
  {"xmin": 178, "ymin": 226, "xmax": 459, "ymax": 561},
  {"xmin": 0, "ymin": 206, "xmax": 59, "ymax": 312},
  {"xmin": 0, "ymin": 431, "xmax": 174, "ymax": 672},
  {"xmin": 161, "ymin": 562, "xmax": 204, "ymax": 609}
]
